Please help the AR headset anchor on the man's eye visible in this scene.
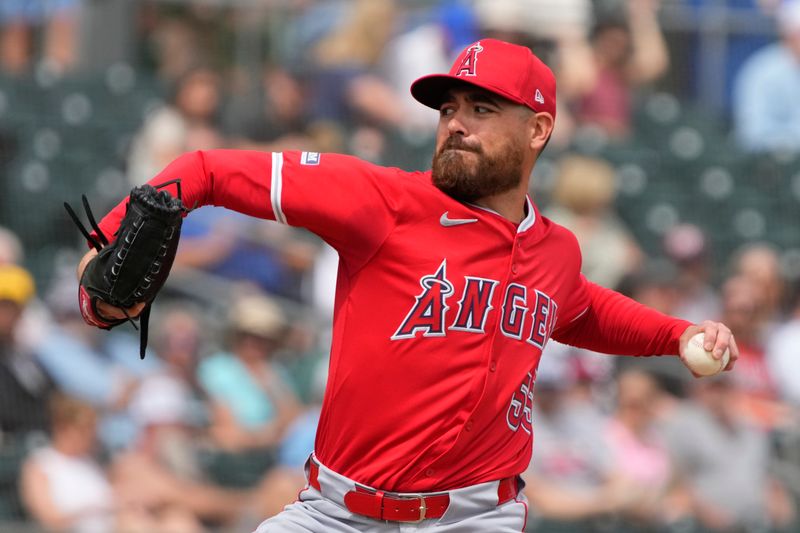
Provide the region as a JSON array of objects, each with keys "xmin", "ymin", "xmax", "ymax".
[
  {"xmin": 440, "ymin": 107, "xmax": 454, "ymax": 117},
  {"xmin": 475, "ymin": 105, "xmax": 491, "ymax": 114}
]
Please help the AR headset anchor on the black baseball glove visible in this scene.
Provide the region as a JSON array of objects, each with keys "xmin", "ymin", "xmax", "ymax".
[{"xmin": 65, "ymin": 180, "xmax": 187, "ymax": 358}]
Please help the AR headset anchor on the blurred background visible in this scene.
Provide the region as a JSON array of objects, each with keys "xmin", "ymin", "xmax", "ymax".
[{"xmin": 1, "ymin": 0, "xmax": 800, "ymax": 531}]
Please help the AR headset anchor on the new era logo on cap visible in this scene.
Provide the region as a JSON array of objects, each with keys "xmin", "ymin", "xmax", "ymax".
[{"xmin": 410, "ymin": 38, "xmax": 557, "ymax": 118}]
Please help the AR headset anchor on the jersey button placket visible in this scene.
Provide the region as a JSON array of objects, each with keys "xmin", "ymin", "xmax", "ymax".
[{"xmin": 510, "ymin": 234, "xmax": 521, "ymax": 276}]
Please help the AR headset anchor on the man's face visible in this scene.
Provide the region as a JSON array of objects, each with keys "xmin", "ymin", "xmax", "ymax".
[{"xmin": 431, "ymin": 87, "xmax": 531, "ymax": 203}]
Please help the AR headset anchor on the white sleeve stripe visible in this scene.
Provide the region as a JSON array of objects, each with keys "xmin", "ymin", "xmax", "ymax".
[{"xmin": 270, "ymin": 152, "xmax": 287, "ymax": 224}]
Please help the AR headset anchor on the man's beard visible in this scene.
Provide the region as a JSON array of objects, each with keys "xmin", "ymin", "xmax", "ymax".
[{"xmin": 431, "ymin": 136, "xmax": 524, "ymax": 203}]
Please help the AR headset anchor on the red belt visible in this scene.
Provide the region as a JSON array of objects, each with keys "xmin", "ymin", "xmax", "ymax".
[{"xmin": 308, "ymin": 460, "xmax": 519, "ymax": 523}]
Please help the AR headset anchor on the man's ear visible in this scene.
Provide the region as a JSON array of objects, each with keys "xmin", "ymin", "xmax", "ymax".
[{"xmin": 530, "ymin": 112, "xmax": 554, "ymax": 151}]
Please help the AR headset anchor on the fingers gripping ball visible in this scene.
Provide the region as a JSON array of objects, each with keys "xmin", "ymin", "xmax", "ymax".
[
  {"xmin": 66, "ymin": 180, "xmax": 186, "ymax": 358},
  {"xmin": 684, "ymin": 333, "xmax": 730, "ymax": 376}
]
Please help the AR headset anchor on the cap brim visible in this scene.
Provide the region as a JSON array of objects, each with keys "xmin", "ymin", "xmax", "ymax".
[{"xmin": 410, "ymin": 74, "xmax": 531, "ymax": 111}]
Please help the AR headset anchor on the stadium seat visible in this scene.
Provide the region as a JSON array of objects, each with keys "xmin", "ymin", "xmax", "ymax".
[{"xmin": 200, "ymin": 448, "xmax": 277, "ymax": 489}]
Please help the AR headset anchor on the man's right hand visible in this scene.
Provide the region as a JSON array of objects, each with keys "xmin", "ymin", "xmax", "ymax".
[{"xmin": 76, "ymin": 248, "xmax": 146, "ymax": 321}]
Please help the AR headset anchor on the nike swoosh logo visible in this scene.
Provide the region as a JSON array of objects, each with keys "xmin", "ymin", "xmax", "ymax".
[{"xmin": 440, "ymin": 212, "xmax": 478, "ymax": 227}]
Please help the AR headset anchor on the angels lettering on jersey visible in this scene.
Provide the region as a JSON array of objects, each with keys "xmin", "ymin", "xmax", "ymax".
[{"xmin": 391, "ymin": 259, "xmax": 558, "ymax": 350}]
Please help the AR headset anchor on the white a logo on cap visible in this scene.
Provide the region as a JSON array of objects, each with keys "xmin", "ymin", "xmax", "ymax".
[
  {"xmin": 534, "ymin": 89, "xmax": 545, "ymax": 104},
  {"xmin": 455, "ymin": 42, "xmax": 484, "ymax": 77}
]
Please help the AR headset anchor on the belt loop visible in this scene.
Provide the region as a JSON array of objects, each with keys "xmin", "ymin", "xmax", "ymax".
[
  {"xmin": 375, "ymin": 490, "xmax": 385, "ymax": 519},
  {"xmin": 308, "ymin": 459, "xmax": 321, "ymax": 491},
  {"xmin": 496, "ymin": 475, "xmax": 519, "ymax": 505},
  {"xmin": 375, "ymin": 490, "xmax": 386, "ymax": 520}
]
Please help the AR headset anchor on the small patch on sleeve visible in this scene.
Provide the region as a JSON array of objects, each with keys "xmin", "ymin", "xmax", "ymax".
[{"xmin": 300, "ymin": 152, "xmax": 321, "ymax": 165}]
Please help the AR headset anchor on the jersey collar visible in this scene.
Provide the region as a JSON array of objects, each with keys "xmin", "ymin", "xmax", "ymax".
[
  {"xmin": 518, "ymin": 196, "xmax": 536, "ymax": 233},
  {"xmin": 467, "ymin": 196, "xmax": 536, "ymax": 234}
]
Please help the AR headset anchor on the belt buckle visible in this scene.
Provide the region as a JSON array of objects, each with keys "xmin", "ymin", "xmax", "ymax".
[{"xmin": 394, "ymin": 493, "xmax": 427, "ymax": 524}]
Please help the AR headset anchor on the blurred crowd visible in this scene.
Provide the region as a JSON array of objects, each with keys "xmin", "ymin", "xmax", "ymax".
[{"xmin": 1, "ymin": 0, "xmax": 800, "ymax": 532}]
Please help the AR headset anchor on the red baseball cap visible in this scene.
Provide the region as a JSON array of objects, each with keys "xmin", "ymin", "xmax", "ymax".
[{"xmin": 410, "ymin": 38, "xmax": 556, "ymax": 118}]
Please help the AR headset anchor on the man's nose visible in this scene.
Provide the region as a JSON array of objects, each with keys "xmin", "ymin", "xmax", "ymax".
[{"xmin": 446, "ymin": 113, "xmax": 468, "ymax": 136}]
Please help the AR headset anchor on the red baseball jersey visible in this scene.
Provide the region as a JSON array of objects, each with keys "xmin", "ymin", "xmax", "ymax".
[{"xmin": 96, "ymin": 150, "xmax": 691, "ymax": 492}]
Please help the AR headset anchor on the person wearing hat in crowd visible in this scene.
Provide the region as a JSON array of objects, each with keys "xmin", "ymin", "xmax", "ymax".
[
  {"xmin": 0, "ymin": 264, "xmax": 53, "ymax": 522},
  {"xmin": 197, "ymin": 293, "xmax": 301, "ymax": 473},
  {"xmin": 78, "ymin": 38, "xmax": 737, "ymax": 531},
  {"xmin": 0, "ymin": 265, "xmax": 53, "ymax": 443}
]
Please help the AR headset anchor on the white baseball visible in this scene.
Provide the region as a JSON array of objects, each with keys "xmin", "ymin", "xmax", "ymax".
[{"xmin": 683, "ymin": 333, "xmax": 730, "ymax": 376}]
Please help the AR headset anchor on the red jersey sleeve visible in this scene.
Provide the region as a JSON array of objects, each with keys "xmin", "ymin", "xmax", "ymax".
[
  {"xmin": 277, "ymin": 151, "xmax": 400, "ymax": 268},
  {"xmin": 553, "ymin": 275, "xmax": 692, "ymax": 356},
  {"xmin": 95, "ymin": 150, "xmax": 399, "ymax": 269}
]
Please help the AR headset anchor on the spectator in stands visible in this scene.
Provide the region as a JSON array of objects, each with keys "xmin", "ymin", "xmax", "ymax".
[
  {"xmin": 306, "ymin": 0, "xmax": 407, "ymax": 156},
  {"xmin": 718, "ymin": 275, "xmax": 789, "ymax": 428},
  {"xmin": 227, "ymin": 65, "xmax": 316, "ymax": 152},
  {"xmin": 198, "ymin": 293, "xmax": 301, "ymax": 456},
  {"xmin": 732, "ymin": 242, "xmax": 786, "ymax": 325},
  {"xmin": 660, "ymin": 375, "xmax": 796, "ymax": 532},
  {"xmin": 733, "ymin": 0, "xmax": 800, "ymax": 152},
  {"xmin": 767, "ymin": 287, "xmax": 800, "ymax": 405},
  {"xmin": 616, "ymin": 262, "xmax": 691, "ymax": 397},
  {"xmin": 572, "ymin": 0, "xmax": 670, "ymax": 140},
  {"xmin": 0, "ymin": 265, "xmax": 52, "ymax": 442},
  {"xmin": 150, "ymin": 306, "xmax": 210, "ymax": 426},
  {"xmin": 127, "ymin": 65, "xmax": 225, "ymax": 187},
  {"xmin": 35, "ymin": 275, "xmax": 160, "ymax": 451},
  {"xmin": 247, "ymin": 352, "xmax": 330, "ymax": 525},
  {"xmin": 523, "ymin": 358, "xmax": 640, "ymax": 532},
  {"xmin": 0, "ymin": 0, "xmax": 79, "ymax": 75},
  {"xmin": 0, "ymin": 262, "xmax": 47, "ymax": 523},
  {"xmin": 0, "ymin": 227, "xmax": 47, "ymax": 353},
  {"xmin": 474, "ymin": 0, "xmax": 594, "ymax": 147},
  {"xmin": 663, "ymin": 223, "xmax": 720, "ymax": 324},
  {"xmin": 382, "ymin": 0, "xmax": 479, "ymax": 133},
  {"xmin": 544, "ymin": 155, "xmax": 643, "ymax": 290},
  {"xmin": 131, "ymin": 67, "xmax": 316, "ymax": 299},
  {"xmin": 23, "ymin": 391, "xmax": 230, "ymax": 533},
  {"xmin": 174, "ymin": 206, "xmax": 317, "ymax": 301},
  {"xmin": 146, "ymin": 15, "xmax": 207, "ymax": 85},
  {"xmin": 132, "ymin": 66, "xmax": 316, "ymax": 299},
  {"xmin": 474, "ymin": 0, "xmax": 593, "ymax": 62},
  {"xmin": 112, "ymin": 374, "xmax": 246, "ymax": 531},
  {"xmin": 620, "ymin": 260, "xmax": 681, "ymax": 316},
  {"xmin": 19, "ymin": 394, "xmax": 116, "ymax": 532},
  {"xmin": 604, "ymin": 369, "xmax": 687, "ymax": 528}
]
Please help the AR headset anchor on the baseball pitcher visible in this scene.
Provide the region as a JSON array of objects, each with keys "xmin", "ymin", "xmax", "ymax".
[{"xmin": 75, "ymin": 39, "xmax": 738, "ymax": 532}]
